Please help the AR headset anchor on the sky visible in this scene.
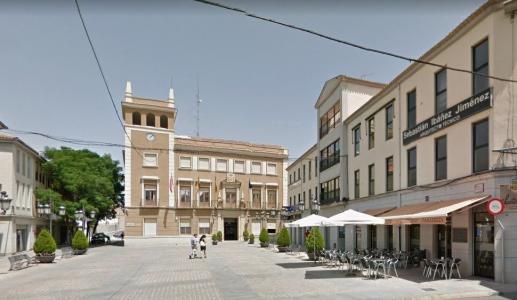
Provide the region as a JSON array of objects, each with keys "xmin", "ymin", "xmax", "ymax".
[{"xmin": 0, "ymin": 0, "xmax": 485, "ymax": 164}]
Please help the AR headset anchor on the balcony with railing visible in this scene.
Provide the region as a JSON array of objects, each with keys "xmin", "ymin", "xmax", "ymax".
[
  {"xmin": 198, "ymin": 200, "xmax": 210, "ymax": 208},
  {"xmin": 179, "ymin": 199, "xmax": 192, "ymax": 208},
  {"xmin": 251, "ymin": 199, "xmax": 262, "ymax": 209},
  {"xmin": 267, "ymin": 200, "xmax": 276, "ymax": 209}
]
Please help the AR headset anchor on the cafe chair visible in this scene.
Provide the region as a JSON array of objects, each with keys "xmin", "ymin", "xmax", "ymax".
[{"xmin": 449, "ymin": 258, "xmax": 462, "ymax": 279}]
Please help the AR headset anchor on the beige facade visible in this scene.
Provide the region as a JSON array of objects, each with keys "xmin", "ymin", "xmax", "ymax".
[
  {"xmin": 286, "ymin": 144, "xmax": 318, "ymax": 212},
  {"xmin": 0, "ymin": 128, "xmax": 49, "ymax": 255},
  {"xmin": 286, "ymin": 144, "xmax": 319, "ymax": 246},
  {"xmin": 121, "ymin": 83, "xmax": 288, "ymax": 240},
  {"xmin": 310, "ymin": 0, "xmax": 517, "ymax": 283}
]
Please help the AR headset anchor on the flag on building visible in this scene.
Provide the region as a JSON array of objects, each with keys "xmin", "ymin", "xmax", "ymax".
[{"xmin": 169, "ymin": 174, "xmax": 174, "ymax": 193}]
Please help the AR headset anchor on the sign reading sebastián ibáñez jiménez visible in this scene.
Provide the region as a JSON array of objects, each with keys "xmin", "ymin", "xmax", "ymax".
[{"xmin": 402, "ymin": 88, "xmax": 492, "ymax": 145}]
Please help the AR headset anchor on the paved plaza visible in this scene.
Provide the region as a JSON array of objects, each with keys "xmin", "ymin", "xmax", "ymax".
[{"xmin": 0, "ymin": 239, "xmax": 515, "ymax": 300}]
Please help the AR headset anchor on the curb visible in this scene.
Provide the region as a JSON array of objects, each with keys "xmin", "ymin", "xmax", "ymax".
[{"xmin": 412, "ymin": 290, "xmax": 499, "ymax": 300}]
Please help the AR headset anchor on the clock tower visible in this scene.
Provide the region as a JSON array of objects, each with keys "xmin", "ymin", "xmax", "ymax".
[{"xmin": 121, "ymin": 81, "xmax": 177, "ymax": 235}]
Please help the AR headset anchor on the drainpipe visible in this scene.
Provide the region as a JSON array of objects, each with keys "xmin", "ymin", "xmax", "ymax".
[{"xmin": 397, "ymin": 82, "xmax": 403, "ymax": 250}]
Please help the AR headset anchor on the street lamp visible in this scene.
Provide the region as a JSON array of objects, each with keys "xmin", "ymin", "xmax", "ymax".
[
  {"xmin": 74, "ymin": 209, "xmax": 84, "ymax": 221},
  {"xmin": 312, "ymin": 199, "xmax": 320, "ymax": 215},
  {"xmin": 297, "ymin": 201, "xmax": 305, "ymax": 212},
  {"xmin": 0, "ymin": 191, "xmax": 12, "ymax": 214},
  {"xmin": 90, "ymin": 210, "xmax": 96, "ymax": 219},
  {"xmin": 37, "ymin": 202, "xmax": 64, "ymax": 235},
  {"xmin": 58, "ymin": 205, "xmax": 66, "ymax": 216}
]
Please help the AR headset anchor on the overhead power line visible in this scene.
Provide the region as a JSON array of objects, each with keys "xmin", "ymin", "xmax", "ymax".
[
  {"xmin": 2, "ymin": 128, "xmax": 307, "ymax": 159},
  {"xmin": 193, "ymin": 0, "xmax": 517, "ymax": 84},
  {"xmin": 73, "ymin": 0, "xmax": 143, "ymax": 158}
]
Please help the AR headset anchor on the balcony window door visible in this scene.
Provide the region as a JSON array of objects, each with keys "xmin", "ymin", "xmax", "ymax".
[
  {"xmin": 179, "ymin": 185, "xmax": 192, "ymax": 208},
  {"xmin": 225, "ymin": 188, "xmax": 237, "ymax": 208},
  {"xmin": 143, "ymin": 180, "xmax": 158, "ymax": 206},
  {"xmin": 267, "ymin": 189, "xmax": 277, "ymax": 209},
  {"xmin": 252, "ymin": 188, "xmax": 262, "ymax": 209},
  {"xmin": 199, "ymin": 186, "xmax": 210, "ymax": 208}
]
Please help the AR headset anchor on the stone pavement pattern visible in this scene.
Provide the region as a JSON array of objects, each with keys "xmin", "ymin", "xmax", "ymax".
[{"xmin": 0, "ymin": 238, "xmax": 511, "ymax": 300}]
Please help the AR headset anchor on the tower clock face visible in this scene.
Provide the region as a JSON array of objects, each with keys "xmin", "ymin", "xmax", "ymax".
[{"xmin": 146, "ymin": 133, "xmax": 155, "ymax": 141}]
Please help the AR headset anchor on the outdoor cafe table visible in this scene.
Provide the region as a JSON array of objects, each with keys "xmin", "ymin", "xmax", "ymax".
[{"xmin": 430, "ymin": 258, "xmax": 452, "ymax": 280}]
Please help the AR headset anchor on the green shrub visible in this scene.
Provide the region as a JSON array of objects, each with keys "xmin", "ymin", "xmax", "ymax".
[
  {"xmin": 243, "ymin": 229, "xmax": 249, "ymax": 241},
  {"xmin": 259, "ymin": 228, "xmax": 269, "ymax": 244},
  {"xmin": 216, "ymin": 231, "xmax": 223, "ymax": 241},
  {"xmin": 276, "ymin": 227, "xmax": 291, "ymax": 247},
  {"xmin": 71, "ymin": 230, "xmax": 89, "ymax": 250},
  {"xmin": 305, "ymin": 227, "xmax": 324, "ymax": 255},
  {"xmin": 249, "ymin": 234, "xmax": 255, "ymax": 244},
  {"xmin": 212, "ymin": 233, "xmax": 218, "ymax": 242},
  {"xmin": 33, "ymin": 229, "xmax": 57, "ymax": 254}
]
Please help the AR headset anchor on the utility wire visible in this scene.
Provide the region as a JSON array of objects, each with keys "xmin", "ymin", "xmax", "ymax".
[
  {"xmin": 193, "ymin": 0, "xmax": 517, "ymax": 84},
  {"xmin": 73, "ymin": 0, "xmax": 143, "ymax": 158},
  {"xmin": 3, "ymin": 127, "xmax": 514, "ymax": 193}
]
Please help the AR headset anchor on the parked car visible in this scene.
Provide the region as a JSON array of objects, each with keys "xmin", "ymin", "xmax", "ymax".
[
  {"xmin": 113, "ymin": 230, "xmax": 125, "ymax": 239},
  {"xmin": 90, "ymin": 233, "xmax": 110, "ymax": 246}
]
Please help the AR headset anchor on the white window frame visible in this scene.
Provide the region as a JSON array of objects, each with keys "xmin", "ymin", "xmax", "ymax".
[
  {"xmin": 143, "ymin": 152, "xmax": 158, "ymax": 167},
  {"xmin": 179, "ymin": 156, "xmax": 192, "ymax": 169},
  {"xmin": 216, "ymin": 159, "xmax": 228, "ymax": 172},
  {"xmin": 198, "ymin": 218, "xmax": 211, "ymax": 234},
  {"xmin": 179, "ymin": 218, "xmax": 191, "ymax": 235},
  {"xmin": 234, "ymin": 160, "xmax": 245, "ymax": 173},
  {"xmin": 141, "ymin": 178, "xmax": 159, "ymax": 206},
  {"xmin": 197, "ymin": 157, "xmax": 211, "ymax": 171},
  {"xmin": 198, "ymin": 185, "xmax": 211, "ymax": 206},
  {"xmin": 251, "ymin": 161, "xmax": 262, "ymax": 174},
  {"xmin": 266, "ymin": 163, "xmax": 277, "ymax": 175},
  {"xmin": 179, "ymin": 184, "xmax": 192, "ymax": 207}
]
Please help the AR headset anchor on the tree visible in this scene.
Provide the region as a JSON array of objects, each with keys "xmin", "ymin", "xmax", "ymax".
[
  {"xmin": 72, "ymin": 230, "xmax": 89, "ymax": 250},
  {"xmin": 259, "ymin": 228, "xmax": 269, "ymax": 244},
  {"xmin": 33, "ymin": 229, "xmax": 57, "ymax": 254},
  {"xmin": 276, "ymin": 227, "xmax": 291, "ymax": 248},
  {"xmin": 305, "ymin": 227, "xmax": 324, "ymax": 257},
  {"xmin": 35, "ymin": 147, "xmax": 123, "ymax": 237},
  {"xmin": 243, "ymin": 229, "xmax": 249, "ymax": 241}
]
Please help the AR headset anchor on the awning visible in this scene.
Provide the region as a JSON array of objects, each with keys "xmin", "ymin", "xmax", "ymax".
[
  {"xmin": 380, "ymin": 196, "xmax": 490, "ymax": 225},
  {"xmin": 363, "ymin": 207, "xmax": 396, "ymax": 217}
]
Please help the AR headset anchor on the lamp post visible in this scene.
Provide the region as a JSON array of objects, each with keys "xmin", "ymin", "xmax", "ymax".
[
  {"xmin": 0, "ymin": 191, "xmax": 13, "ymax": 215},
  {"xmin": 74, "ymin": 208, "xmax": 96, "ymax": 235},
  {"xmin": 37, "ymin": 201, "xmax": 66, "ymax": 236}
]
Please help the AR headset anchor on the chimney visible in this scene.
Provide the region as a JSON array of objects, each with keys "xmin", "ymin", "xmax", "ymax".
[{"xmin": 125, "ymin": 81, "xmax": 132, "ymax": 102}]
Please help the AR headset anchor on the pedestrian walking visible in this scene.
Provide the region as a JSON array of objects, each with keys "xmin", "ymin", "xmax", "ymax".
[
  {"xmin": 190, "ymin": 233, "xmax": 199, "ymax": 259},
  {"xmin": 199, "ymin": 235, "xmax": 207, "ymax": 258}
]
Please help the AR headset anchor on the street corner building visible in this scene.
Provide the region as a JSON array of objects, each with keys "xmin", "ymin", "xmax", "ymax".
[
  {"xmin": 0, "ymin": 122, "xmax": 51, "ymax": 255},
  {"xmin": 288, "ymin": 0, "xmax": 517, "ymax": 284},
  {"xmin": 120, "ymin": 83, "xmax": 288, "ymax": 240}
]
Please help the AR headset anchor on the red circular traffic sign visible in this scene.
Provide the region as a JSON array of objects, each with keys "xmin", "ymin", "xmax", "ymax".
[{"xmin": 486, "ymin": 198, "xmax": 505, "ymax": 216}]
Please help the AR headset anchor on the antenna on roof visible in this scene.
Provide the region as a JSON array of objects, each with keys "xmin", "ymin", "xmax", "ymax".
[
  {"xmin": 359, "ymin": 73, "xmax": 373, "ymax": 80},
  {"xmin": 196, "ymin": 76, "xmax": 202, "ymax": 137}
]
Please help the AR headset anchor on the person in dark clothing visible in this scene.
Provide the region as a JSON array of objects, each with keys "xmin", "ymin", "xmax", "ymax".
[{"xmin": 199, "ymin": 235, "xmax": 207, "ymax": 258}]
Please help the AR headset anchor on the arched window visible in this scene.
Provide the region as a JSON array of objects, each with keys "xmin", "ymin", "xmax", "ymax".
[
  {"xmin": 146, "ymin": 113, "xmax": 155, "ymax": 127},
  {"xmin": 132, "ymin": 112, "xmax": 141, "ymax": 125},
  {"xmin": 160, "ymin": 115, "xmax": 168, "ymax": 129}
]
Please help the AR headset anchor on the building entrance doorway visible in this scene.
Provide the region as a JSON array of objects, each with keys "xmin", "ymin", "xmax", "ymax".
[
  {"xmin": 224, "ymin": 218, "xmax": 238, "ymax": 240},
  {"xmin": 474, "ymin": 212, "xmax": 494, "ymax": 278},
  {"xmin": 437, "ymin": 224, "xmax": 451, "ymax": 258},
  {"xmin": 16, "ymin": 226, "xmax": 28, "ymax": 252}
]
